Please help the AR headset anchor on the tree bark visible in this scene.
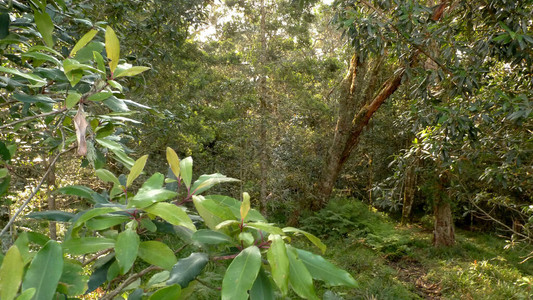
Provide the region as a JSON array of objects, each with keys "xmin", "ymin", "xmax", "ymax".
[
  {"xmin": 433, "ymin": 199, "xmax": 455, "ymax": 246},
  {"xmin": 314, "ymin": 55, "xmax": 404, "ymax": 210},
  {"xmin": 314, "ymin": 0, "xmax": 450, "ymax": 210}
]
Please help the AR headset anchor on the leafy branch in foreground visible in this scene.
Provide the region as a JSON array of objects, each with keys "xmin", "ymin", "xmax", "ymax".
[{"xmin": 0, "ymin": 148, "xmax": 357, "ymax": 299}]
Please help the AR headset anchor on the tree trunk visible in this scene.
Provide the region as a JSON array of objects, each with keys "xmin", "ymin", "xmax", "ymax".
[
  {"xmin": 433, "ymin": 199, "xmax": 455, "ymax": 246},
  {"xmin": 258, "ymin": 0, "xmax": 269, "ymax": 215},
  {"xmin": 315, "ymin": 55, "xmax": 404, "ymax": 210}
]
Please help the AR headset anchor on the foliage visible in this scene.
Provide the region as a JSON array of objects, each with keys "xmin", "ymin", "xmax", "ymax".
[{"xmin": 1, "ymin": 151, "xmax": 357, "ymax": 299}]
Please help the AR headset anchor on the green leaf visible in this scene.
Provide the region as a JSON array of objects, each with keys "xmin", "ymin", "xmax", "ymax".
[
  {"xmin": 26, "ymin": 210, "xmax": 75, "ymax": 222},
  {"xmin": 88, "ymin": 91, "xmax": 113, "ymax": 102},
  {"xmin": 247, "ymin": 222, "xmax": 284, "ymax": 235},
  {"xmin": 286, "ymin": 245, "xmax": 318, "ymax": 300},
  {"xmin": 166, "ymin": 147, "xmax": 180, "ymax": 179},
  {"xmin": 283, "ymin": 227, "xmax": 326, "ymax": 254},
  {"xmin": 221, "ymin": 246, "xmax": 262, "ymax": 300},
  {"xmin": 0, "ymin": 168, "xmax": 7, "ymax": 178},
  {"xmin": 127, "ymin": 155, "xmax": 148, "ymax": 187},
  {"xmin": 295, "ymin": 248, "xmax": 358, "ymax": 287},
  {"xmin": 0, "ymin": 13, "xmax": 9, "ymax": 39},
  {"xmin": 57, "ymin": 185, "xmax": 95, "ymax": 200},
  {"xmin": 238, "ymin": 232, "xmax": 254, "ymax": 246},
  {"xmin": 192, "ymin": 195, "xmax": 235, "ymax": 230},
  {"xmin": 62, "ymin": 237, "xmax": 116, "ymax": 255},
  {"xmin": 138, "ymin": 241, "xmax": 177, "ymax": 270},
  {"xmin": 146, "ymin": 271, "xmax": 170, "ymax": 288},
  {"xmin": 70, "ymin": 29, "xmax": 98, "ymax": 57},
  {"xmin": 28, "ymin": 45, "xmax": 62, "ymax": 57},
  {"xmin": 95, "ymin": 137, "xmax": 124, "ymax": 152},
  {"xmin": 0, "ymin": 246, "xmax": 24, "ymax": 300},
  {"xmin": 115, "ymin": 229, "xmax": 139, "ymax": 274},
  {"xmin": 149, "ymin": 284, "xmax": 181, "ymax": 300},
  {"xmin": 240, "ymin": 192, "xmax": 251, "ymax": 220},
  {"xmin": 58, "ymin": 261, "xmax": 88, "ymax": 296},
  {"xmin": 22, "ymin": 52, "xmax": 60, "ymax": 65},
  {"xmin": 13, "ymin": 93, "xmax": 55, "ymax": 104},
  {"xmin": 115, "ymin": 66, "xmax": 151, "ymax": 78},
  {"xmin": 215, "ymin": 220, "xmax": 240, "ymax": 230},
  {"xmin": 0, "ymin": 66, "xmax": 46, "ymax": 87},
  {"xmin": 105, "ymin": 26, "xmax": 120, "ymax": 74},
  {"xmin": 130, "ymin": 189, "xmax": 178, "ymax": 209},
  {"xmin": 167, "ymin": 253, "xmax": 209, "ymax": 288},
  {"xmin": 191, "ymin": 229, "xmax": 233, "ymax": 245},
  {"xmin": 205, "ymin": 195, "xmax": 266, "ymax": 222},
  {"xmin": 34, "ymin": 10, "xmax": 54, "ymax": 47},
  {"xmin": 93, "ymin": 51, "xmax": 106, "ymax": 75},
  {"xmin": 250, "ymin": 268, "xmax": 275, "ymax": 300},
  {"xmin": 96, "ymin": 169, "xmax": 122, "ymax": 187},
  {"xmin": 267, "ymin": 234, "xmax": 289, "ymax": 295},
  {"xmin": 191, "ymin": 174, "xmax": 239, "ymax": 195},
  {"xmin": 179, "ymin": 156, "xmax": 193, "ymax": 190},
  {"xmin": 86, "ymin": 215, "xmax": 129, "ymax": 230},
  {"xmin": 15, "ymin": 288, "xmax": 35, "ymax": 300},
  {"xmin": 71, "ymin": 207, "xmax": 123, "ymax": 233},
  {"xmin": 143, "ymin": 202, "xmax": 195, "ymax": 231},
  {"xmin": 22, "ymin": 240, "xmax": 63, "ymax": 300},
  {"xmin": 66, "ymin": 93, "xmax": 81, "ymax": 109}
]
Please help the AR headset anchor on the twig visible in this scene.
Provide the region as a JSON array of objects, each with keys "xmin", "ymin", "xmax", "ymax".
[
  {"xmin": 0, "ymin": 146, "xmax": 74, "ymax": 237},
  {"xmin": 101, "ymin": 265, "xmax": 162, "ymax": 300},
  {"xmin": 82, "ymin": 248, "xmax": 113, "ymax": 267},
  {"xmin": 0, "ymin": 108, "xmax": 68, "ymax": 130}
]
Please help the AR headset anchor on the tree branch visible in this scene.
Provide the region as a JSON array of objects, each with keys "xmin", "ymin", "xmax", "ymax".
[
  {"xmin": 0, "ymin": 108, "xmax": 68, "ymax": 130},
  {"xmin": 101, "ymin": 265, "xmax": 162, "ymax": 300},
  {"xmin": 0, "ymin": 145, "xmax": 74, "ymax": 237}
]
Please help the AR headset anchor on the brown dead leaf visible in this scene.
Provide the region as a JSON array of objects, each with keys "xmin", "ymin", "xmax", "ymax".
[{"xmin": 73, "ymin": 105, "xmax": 88, "ymax": 156}]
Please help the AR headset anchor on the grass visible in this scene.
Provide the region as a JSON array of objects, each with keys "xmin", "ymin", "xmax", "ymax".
[{"xmin": 298, "ymin": 198, "xmax": 533, "ymax": 299}]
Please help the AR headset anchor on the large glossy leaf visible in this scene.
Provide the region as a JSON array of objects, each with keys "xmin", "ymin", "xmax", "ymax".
[
  {"xmin": 71, "ymin": 207, "xmax": 123, "ymax": 230},
  {"xmin": 105, "ymin": 26, "xmax": 120, "ymax": 74},
  {"xmin": 65, "ymin": 92, "xmax": 81, "ymax": 109},
  {"xmin": 86, "ymin": 215, "xmax": 129, "ymax": 230},
  {"xmin": 115, "ymin": 229, "xmax": 139, "ymax": 274},
  {"xmin": 70, "ymin": 29, "xmax": 98, "ymax": 57},
  {"xmin": 130, "ymin": 189, "xmax": 178, "ymax": 209},
  {"xmin": 62, "ymin": 237, "xmax": 115, "ymax": 255},
  {"xmin": 115, "ymin": 66, "xmax": 151, "ymax": 78},
  {"xmin": 57, "ymin": 261, "xmax": 88, "ymax": 296},
  {"xmin": 190, "ymin": 174, "xmax": 239, "ymax": 195},
  {"xmin": 179, "ymin": 156, "xmax": 193, "ymax": 189},
  {"xmin": 240, "ymin": 192, "xmax": 250, "ymax": 220},
  {"xmin": 221, "ymin": 246, "xmax": 261, "ymax": 300},
  {"xmin": 21, "ymin": 52, "xmax": 60, "ymax": 66},
  {"xmin": 0, "ymin": 66, "xmax": 46, "ymax": 86},
  {"xmin": 191, "ymin": 229, "xmax": 233, "ymax": 245},
  {"xmin": 267, "ymin": 234, "xmax": 289, "ymax": 295},
  {"xmin": 166, "ymin": 147, "xmax": 180, "ymax": 179},
  {"xmin": 205, "ymin": 195, "xmax": 266, "ymax": 222},
  {"xmin": 295, "ymin": 249, "xmax": 358, "ymax": 287},
  {"xmin": 247, "ymin": 222, "xmax": 285, "ymax": 235},
  {"xmin": 0, "ymin": 246, "xmax": 24, "ymax": 300},
  {"xmin": 57, "ymin": 185, "xmax": 95, "ymax": 200},
  {"xmin": 283, "ymin": 227, "xmax": 326, "ymax": 254},
  {"xmin": 286, "ymin": 245, "xmax": 318, "ymax": 300},
  {"xmin": 34, "ymin": 10, "xmax": 54, "ymax": 47},
  {"xmin": 126, "ymin": 155, "xmax": 148, "ymax": 187},
  {"xmin": 149, "ymin": 284, "xmax": 181, "ymax": 300},
  {"xmin": 86, "ymin": 258, "xmax": 114, "ymax": 294},
  {"xmin": 22, "ymin": 240, "xmax": 63, "ymax": 300},
  {"xmin": 192, "ymin": 195, "xmax": 235, "ymax": 230},
  {"xmin": 143, "ymin": 202, "xmax": 195, "ymax": 231},
  {"xmin": 166, "ymin": 253, "xmax": 209, "ymax": 288},
  {"xmin": 250, "ymin": 268, "xmax": 276, "ymax": 300},
  {"xmin": 138, "ymin": 241, "xmax": 177, "ymax": 270},
  {"xmin": 26, "ymin": 210, "xmax": 75, "ymax": 222},
  {"xmin": 95, "ymin": 169, "xmax": 122, "ymax": 187},
  {"xmin": 15, "ymin": 288, "xmax": 35, "ymax": 300}
]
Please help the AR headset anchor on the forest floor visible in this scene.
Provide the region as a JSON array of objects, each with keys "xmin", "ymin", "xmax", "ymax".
[{"xmin": 296, "ymin": 199, "xmax": 533, "ymax": 299}]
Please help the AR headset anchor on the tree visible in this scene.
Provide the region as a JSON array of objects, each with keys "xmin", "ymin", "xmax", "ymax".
[{"xmin": 318, "ymin": 0, "xmax": 533, "ymax": 246}]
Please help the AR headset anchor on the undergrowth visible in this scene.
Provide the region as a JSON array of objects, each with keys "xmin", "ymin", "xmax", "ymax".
[{"xmin": 299, "ymin": 198, "xmax": 533, "ymax": 300}]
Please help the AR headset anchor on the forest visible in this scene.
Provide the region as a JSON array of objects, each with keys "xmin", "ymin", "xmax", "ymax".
[{"xmin": 0, "ymin": 0, "xmax": 532, "ymax": 299}]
